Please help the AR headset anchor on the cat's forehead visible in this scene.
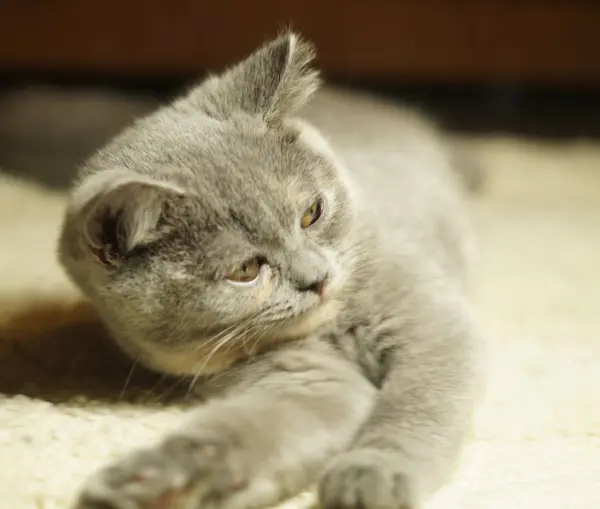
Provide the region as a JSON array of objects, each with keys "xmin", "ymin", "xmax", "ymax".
[
  {"xmin": 90, "ymin": 112, "xmax": 329, "ymax": 227},
  {"xmin": 114, "ymin": 113, "xmax": 322, "ymax": 188},
  {"xmin": 201, "ymin": 117, "xmax": 320, "ymax": 180},
  {"xmin": 152, "ymin": 118, "xmax": 322, "ymax": 241}
]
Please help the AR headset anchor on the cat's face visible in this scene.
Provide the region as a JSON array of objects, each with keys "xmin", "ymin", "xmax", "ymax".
[{"xmin": 59, "ymin": 33, "xmax": 360, "ymax": 375}]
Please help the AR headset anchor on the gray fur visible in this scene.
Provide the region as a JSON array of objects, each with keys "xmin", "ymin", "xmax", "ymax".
[{"xmin": 59, "ymin": 32, "xmax": 481, "ymax": 509}]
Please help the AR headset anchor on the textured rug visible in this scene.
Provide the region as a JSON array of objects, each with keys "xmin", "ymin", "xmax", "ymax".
[{"xmin": 1, "ymin": 135, "xmax": 599, "ymax": 509}]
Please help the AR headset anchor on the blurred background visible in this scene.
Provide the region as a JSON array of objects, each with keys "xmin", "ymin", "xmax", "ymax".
[{"xmin": 0, "ymin": 1, "xmax": 599, "ymax": 188}]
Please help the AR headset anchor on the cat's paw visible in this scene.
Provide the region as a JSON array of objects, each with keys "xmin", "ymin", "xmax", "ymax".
[
  {"xmin": 73, "ymin": 434, "xmax": 246, "ymax": 509},
  {"xmin": 318, "ymin": 449, "xmax": 418, "ymax": 509}
]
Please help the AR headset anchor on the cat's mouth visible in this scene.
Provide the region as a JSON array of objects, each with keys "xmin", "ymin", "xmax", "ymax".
[
  {"xmin": 127, "ymin": 288, "xmax": 340, "ymax": 378},
  {"xmin": 132, "ymin": 300, "xmax": 339, "ymax": 377},
  {"xmin": 277, "ymin": 298, "xmax": 340, "ymax": 339}
]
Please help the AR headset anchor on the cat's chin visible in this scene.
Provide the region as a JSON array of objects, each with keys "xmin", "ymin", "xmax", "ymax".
[
  {"xmin": 112, "ymin": 275, "xmax": 344, "ymax": 377},
  {"xmin": 121, "ymin": 300, "xmax": 340, "ymax": 378}
]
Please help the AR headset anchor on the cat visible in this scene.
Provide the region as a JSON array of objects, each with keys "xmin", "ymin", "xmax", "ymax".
[{"xmin": 58, "ymin": 31, "xmax": 481, "ymax": 509}]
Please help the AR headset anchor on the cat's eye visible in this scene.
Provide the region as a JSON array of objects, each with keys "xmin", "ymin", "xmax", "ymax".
[
  {"xmin": 226, "ymin": 257, "xmax": 262, "ymax": 284},
  {"xmin": 300, "ymin": 198, "xmax": 324, "ymax": 229}
]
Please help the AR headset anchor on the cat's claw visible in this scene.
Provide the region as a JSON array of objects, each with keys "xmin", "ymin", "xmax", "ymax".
[
  {"xmin": 73, "ymin": 434, "xmax": 245, "ymax": 509},
  {"xmin": 318, "ymin": 449, "xmax": 417, "ymax": 509}
]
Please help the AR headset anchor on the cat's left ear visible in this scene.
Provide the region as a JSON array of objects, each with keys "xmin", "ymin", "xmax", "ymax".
[
  {"xmin": 178, "ymin": 31, "xmax": 320, "ymax": 123},
  {"xmin": 65, "ymin": 169, "xmax": 184, "ymax": 266}
]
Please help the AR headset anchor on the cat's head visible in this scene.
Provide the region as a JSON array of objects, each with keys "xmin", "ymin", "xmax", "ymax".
[{"xmin": 58, "ymin": 32, "xmax": 362, "ymax": 376}]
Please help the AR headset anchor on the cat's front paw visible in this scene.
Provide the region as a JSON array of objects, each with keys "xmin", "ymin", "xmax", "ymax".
[
  {"xmin": 73, "ymin": 434, "xmax": 246, "ymax": 509},
  {"xmin": 318, "ymin": 449, "xmax": 418, "ymax": 509}
]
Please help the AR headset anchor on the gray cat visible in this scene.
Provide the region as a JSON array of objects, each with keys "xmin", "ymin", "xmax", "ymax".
[{"xmin": 58, "ymin": 32, "xmax": 481, "ymax": 509}]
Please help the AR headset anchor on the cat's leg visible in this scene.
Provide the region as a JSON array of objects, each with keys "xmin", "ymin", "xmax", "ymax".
[
  {"xmin": 73, "ymin": 339, "xmax": 375, "ymax": 509},
  {"xmin": 319, "ymin": 293, "xmax": 479, "ymax": 509}
]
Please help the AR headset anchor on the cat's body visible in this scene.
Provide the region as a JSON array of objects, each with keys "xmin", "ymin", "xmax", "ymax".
[{"xmin": 59, "ymin": 33, "xmax": 481, "ymax": 509}]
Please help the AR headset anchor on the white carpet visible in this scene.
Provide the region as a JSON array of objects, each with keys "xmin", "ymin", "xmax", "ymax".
[{"xmin": 1, "ymin": 136, "xmax": 599, "ymax": 509}]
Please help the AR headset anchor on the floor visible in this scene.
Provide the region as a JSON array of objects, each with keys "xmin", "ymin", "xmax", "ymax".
[{"xmin": 0, "ymin": 89, "xmax": 599, "ymax": 508}]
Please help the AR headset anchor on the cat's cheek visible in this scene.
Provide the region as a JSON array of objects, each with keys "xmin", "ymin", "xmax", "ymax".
[
  {"xmin": 252, "ymin": 273, "xmax": 275, "ymax": 309},
  {"xmin": 322, "ymin": 249, "xmax": 344, "ymax": 296},
  {"xmin": 228, "ymin": 266, "xmax": 276, "ymax": 313}
]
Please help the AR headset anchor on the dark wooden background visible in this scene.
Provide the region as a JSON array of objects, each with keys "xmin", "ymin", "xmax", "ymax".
[{"xmin": 0, "ymin": 1, "xmax": 599, "ymax": 84}]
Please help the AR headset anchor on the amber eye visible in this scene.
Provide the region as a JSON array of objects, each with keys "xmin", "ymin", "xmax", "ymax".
[
  {"xmin": 226, "ymin": 257, "xmax": 262, "ymax": 284},
  {"xmin": 300, "ymin": 198, "xmax": 324, "ymax": 229}
]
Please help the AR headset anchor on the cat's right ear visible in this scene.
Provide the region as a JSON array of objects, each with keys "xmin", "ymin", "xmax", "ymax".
[
  {"xmin": 66, "ymin": 170, "xmax": 183, "ymax": 266},
  {"xmin": 177, "ymin": 31, "xmax": 319, "ymax": 123}
]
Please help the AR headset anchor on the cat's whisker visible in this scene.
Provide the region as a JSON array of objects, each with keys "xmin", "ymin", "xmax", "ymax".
[
  {"xmin": 187, "ymin": 326, "xmax": 246, "ymax": 396},
  {"xmin": 249, "ymin": 328, "xmax": 270, "ymax": 356},
  {"xmin": 198, "ymin": 310, "xmax": 263, "ymax": 350},
  {"xmin": 153, "ymin": 374, "xmax": 190, "ymax": 402},
  {"xmin": 197, "ymin": 322, "xmax": 240, "ymax": 350},
  {"xmin": 187, "ymin": 344, "xmax": 229, "ymax": 396},
  {"xmin": 224, "ymin": 323, "xmax": 257, "ymax": 355},
  {"xmin": 153, "ymin": 318, "xmax": 260, "ymax": 401},
  {"xmin": 238, "ymin": 325, "xmax": 261, "ymax": 354},
  {"xmin": 118, "ymin": 361, "xmax": 138, "ymax": 401},
  {"xmin": 241, "ymin": 325, "xmax": 264, "ymax": 354},
  {"xmin": 140, "ymin": 374, "xmax": 169, "ymax": 403}
]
